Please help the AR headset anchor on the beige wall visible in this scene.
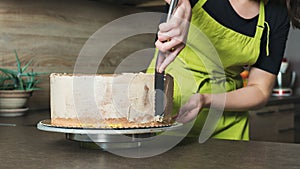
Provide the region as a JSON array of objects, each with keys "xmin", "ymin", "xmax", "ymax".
[{"xmin": 0, "ymin": 0, "xmax": 159, "ymax": 109}]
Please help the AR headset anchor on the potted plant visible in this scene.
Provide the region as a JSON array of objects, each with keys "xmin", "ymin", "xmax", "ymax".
[{"xmin": 0, "ymin": 50, "xmax": 43, "ymax": 117}]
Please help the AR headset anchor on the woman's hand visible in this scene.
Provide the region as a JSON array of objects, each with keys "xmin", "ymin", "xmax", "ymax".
[
  {"xmin": 176, "ymin": 93, "xmax": 204, "ymax": 123},
  {"xmin": 155, "ymin": 0, "xmax": 192, "ymax": 73},
  {"xmin": 175, "ymin": 67, "xmax": 277, "ymax": 123}
]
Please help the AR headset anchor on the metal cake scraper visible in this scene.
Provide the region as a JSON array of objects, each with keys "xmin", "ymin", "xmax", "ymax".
[{"xmin": 155, "ymin": 0, "xmax": 178, "ymax": 116}]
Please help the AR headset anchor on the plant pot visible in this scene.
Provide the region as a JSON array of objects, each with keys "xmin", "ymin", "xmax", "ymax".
[{"xmin": 0, "ymin": 90, "xmax": 32, "ymax": 117}]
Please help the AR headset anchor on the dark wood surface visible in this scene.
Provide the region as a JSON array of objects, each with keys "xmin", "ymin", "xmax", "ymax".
[
  {"xmin": 1, "ymin": 110, "xmax": 300, "ymax": 169},
  {"xmin": 268, "ymin": 95, "xmax": 300, "ymax": 105}
]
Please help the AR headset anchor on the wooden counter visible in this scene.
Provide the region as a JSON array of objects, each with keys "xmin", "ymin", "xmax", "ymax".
[{"xmin": 1, "ymin": 110, "xmax": 300, "ymax": 169}]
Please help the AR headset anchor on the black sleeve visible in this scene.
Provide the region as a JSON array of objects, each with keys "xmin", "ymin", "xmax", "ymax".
[
  {"xmin": 190, "ymin": 0, "xmax": 199, "ymax": 8},
  {"xmin": 252, "ymin": 1, "xmax": 290, "ymax": 75}
]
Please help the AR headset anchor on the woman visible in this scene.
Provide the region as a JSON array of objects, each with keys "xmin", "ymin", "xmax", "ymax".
[{"xmin": 147, "ymin": 0, "xmax": 300, "ymax": 140}]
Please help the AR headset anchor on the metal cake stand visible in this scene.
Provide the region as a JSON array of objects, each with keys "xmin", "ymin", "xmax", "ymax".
[{"xmin": 37, "ymin": 120, "xmax": 182, "ymax": 149}]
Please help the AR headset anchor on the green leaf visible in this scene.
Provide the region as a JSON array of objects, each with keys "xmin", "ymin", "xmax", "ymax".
[
  {"xmin": 14, "ymin": 76, "xmax": 24, "ymax": 90},
  {"xmin": 14, "ymin": 50, "xmax": 22, "ymax": 74},
  {"xmin": 22, "ymin": 59, "xmax": 33, "ymax": 73},
  {"xmin": 0, "ymin": 68, "xmax": 18, "ymax": 76}
]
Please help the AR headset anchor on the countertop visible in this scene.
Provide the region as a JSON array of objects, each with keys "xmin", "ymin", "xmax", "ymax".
[
  {"xmin": 267, "ymin": 95, "xmax": 300, "ymax": 105},
  {"xmin": 1, "ymin": 110, "xmax": 300, "ymax": 169}
]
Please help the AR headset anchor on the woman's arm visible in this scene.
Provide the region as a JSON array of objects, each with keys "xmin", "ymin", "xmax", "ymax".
[{"xmin": 176, "ymin": 67, "xmax": 276, "ymax": 123}]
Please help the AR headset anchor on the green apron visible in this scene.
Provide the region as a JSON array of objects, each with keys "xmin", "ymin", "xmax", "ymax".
[{"xmin": 147, "ymin": 0, "xmax": 266, "ymax": 140}]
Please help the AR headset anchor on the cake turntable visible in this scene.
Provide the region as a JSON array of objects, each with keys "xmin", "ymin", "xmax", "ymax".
[{"xmin": 37, "ymin": 120, "xmax": 183, "ymax": 149}]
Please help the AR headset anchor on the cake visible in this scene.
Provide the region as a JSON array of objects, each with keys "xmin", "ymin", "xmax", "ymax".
[{"xmin": 50, "ymin": 73, "xmax": 174, "ymax": 128}]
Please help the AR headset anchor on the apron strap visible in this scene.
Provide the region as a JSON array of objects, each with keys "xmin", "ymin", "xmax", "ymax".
[
  {"xmin": 254, "ymin": 1, "xmax": 270, "ymax": 56},
  {"xmin": 264, "ymin": 21, "xmax": 270, "ymax": 56},
  {"xmin": 197, "ymin": 0, "xmax": 266, "ymax": 44},
  {"xmin": 254, "ymin": 0, "xmax": 265, "ymax": 39}
]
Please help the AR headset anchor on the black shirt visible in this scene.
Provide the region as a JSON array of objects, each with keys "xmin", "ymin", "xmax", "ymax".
[{"xmin": 170, "ymin": 0, "xmax": 291, "ymax": 75}]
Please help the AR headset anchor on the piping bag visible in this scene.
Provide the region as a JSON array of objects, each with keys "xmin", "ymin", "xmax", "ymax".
[{"xmin": 155, "ymin": 0, "xmax": 178, "ymax": 116}]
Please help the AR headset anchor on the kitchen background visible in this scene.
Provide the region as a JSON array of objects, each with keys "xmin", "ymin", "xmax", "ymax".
[
  {"xmin": 1, "ymin": 0, "xmax": 300, "ymax": 143},
  {"xmin": 0, "ymin": 0, "xmax": 163, "ymax": 110},
  {"xmin": 1, "ymin": 0, "xmax": 299, "ymax": 110},
  {"xmin": 285, "ymin": 28, "xmax": 300, "ymax": 94}
]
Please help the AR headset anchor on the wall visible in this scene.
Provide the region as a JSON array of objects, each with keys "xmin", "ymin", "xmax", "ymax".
[
  {"xmin": 0, "ymin": 0, "xmax": 158, "ymax": 110},
  {"xmin": 284, "ymin": 28, "xmax": 300, "ymax": 94}
]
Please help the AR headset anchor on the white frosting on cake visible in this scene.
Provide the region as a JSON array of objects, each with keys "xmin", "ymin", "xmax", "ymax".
[{"xmin": 50, "ymin": 73, "xmax": 157, "ymax": 123}]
